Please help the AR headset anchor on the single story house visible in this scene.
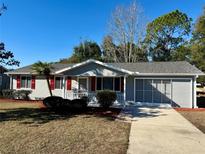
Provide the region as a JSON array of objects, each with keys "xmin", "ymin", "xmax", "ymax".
[
  {"xmin": 6, "ymin": 59, "xmax": 204, "ymax": 108},
  {"xmin": 0, "ymin": 65, "xmax": 10, "ymax": 91}
]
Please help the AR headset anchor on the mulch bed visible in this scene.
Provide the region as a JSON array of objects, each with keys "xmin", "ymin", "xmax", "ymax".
[
  {"xmin": 174, "ymin": 108, "xmax": 205, "ymax": 111},
  {"xmin": 0, "ymin": 98, "xmax": 45, "ymax": 108},
  {"xmin": 0, "ymin": 99, "xmax": 121, "ymax": 118}
]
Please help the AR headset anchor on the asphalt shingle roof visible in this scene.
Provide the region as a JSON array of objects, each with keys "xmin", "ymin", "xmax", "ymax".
[
  {"xmin": 109, "ymin": 61, "xmax": 204, "ymax": 74},
  {"xmin": 6, "ymin": 61, "xmax": 204, "ymax": 75}
]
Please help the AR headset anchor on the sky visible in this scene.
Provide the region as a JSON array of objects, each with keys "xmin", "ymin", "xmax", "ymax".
[{"xmin": 0, "ymin": 0, "xmax": 205, "ymax": 68}]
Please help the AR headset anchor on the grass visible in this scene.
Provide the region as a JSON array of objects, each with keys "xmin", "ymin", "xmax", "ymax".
[
  {"xmin": 0, "ymin": 102, "xmax": 130, "ymax": 154},
  {"xmin": 177, "ymin": 110, "xmax": 205, "ymax": 134}
]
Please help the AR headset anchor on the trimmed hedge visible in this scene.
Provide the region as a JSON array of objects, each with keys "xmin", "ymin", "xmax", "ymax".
[
  {"xmin": 2, "ymin": 89, "xmax": 14, "ymax": 99},
  {"xmin": 13, "ymin": 90, "xmax": 32, "ymax": 100},
  {"xmin": 43, "ymin": 96, "xmax": 88, "ymax": 109},
  {"xmin": 96, "ymin": 90, "xmax": 117, "ymax": 108},
  {"xmin": 2, "ymin": 89, "xmax": 32, "ymax": 100},
  {"xmin": 43, "ymin": 96, "xmax": 64, "ymax": 108}
]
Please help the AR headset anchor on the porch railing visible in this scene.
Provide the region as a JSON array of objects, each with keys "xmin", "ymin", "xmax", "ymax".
[{"xmin": 65, "ymin": 90, "xmax": 124, "ymax": 106}]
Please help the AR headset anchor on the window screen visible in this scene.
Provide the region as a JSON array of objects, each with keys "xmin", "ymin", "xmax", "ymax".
[
  {"xmin": 103, "ymin": 78, "xmax": 113, "ymax": 90},
  {"xmin": 114, "ymin": 77, "xmax": 120, "ymax": 91},
  {"xmin": 55, "ymin": 77, "xmax": 62, "ymax": 89}
]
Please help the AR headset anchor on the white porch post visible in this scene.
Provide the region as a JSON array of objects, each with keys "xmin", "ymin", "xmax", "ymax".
[
  {"xmin": 62, "ymin": 76, "xmax": 66, "ymax": 98},
  {"xmin": 193, "ymin": 75, "xmax": 197, "ymax": 108},
  {"xmin": 123, "ymin": 75, "xmax": 126, "ymax": 102},
  {"xmin": 9, "ymin": 76, "xmax": 13, "ymax": 89}
]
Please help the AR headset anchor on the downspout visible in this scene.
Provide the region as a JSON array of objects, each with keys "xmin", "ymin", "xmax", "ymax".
[
  {"xmin": 62, "ymin": 76, "xmax": 66, "ymax": 99},
  {"xmin": 123, "ymin": 75, "xmax": 126, "ymax": 107},
  {"xmin": 9, "ymin": 75, "xmax": 13, "ymax": 89},
  {"xmin": 193, "ymin": 75, "xmax": 198, "ymax": 108}
]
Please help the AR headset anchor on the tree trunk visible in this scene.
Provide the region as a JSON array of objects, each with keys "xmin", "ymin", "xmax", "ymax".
[{"xmin": 46, "ymin": 76, "xmax": 52, "ymax": 96}]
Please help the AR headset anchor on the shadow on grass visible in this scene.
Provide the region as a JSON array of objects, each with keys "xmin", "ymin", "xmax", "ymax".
[{"xmin": 0, "ymin": 107, "xmax": 121, "ymax": 125}]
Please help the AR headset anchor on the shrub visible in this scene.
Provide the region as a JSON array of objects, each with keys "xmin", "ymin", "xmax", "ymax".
[
  {"xmin": 197, "ymin": 97, "xmax": 205, "ymax": 108},
  {"xmin": 2, "ymin": 89, "xmax": 15, "ymax": 99},
  {"xmin": 63, "ymin": 97, "xmax": 88, "ymax": 109},
  {"xmin": 61, "ymin": 99, "xmax": 72, "ymax": 107},
  {"xmin": 96, "ymin": 90, "xmax": 117, "ymax": 108},
  {"xmin": 13, "ymin": 90, "xmax": 32, "ymax": 100},
  {"xmin": 43, "ymin": 96, "xmax": 88, "ymax": 109},
  {"xmin": 43, "ymin": 96, "xmax": 64, "ymax": 108},
  {"xmin": 81, "ymin": 96, "xmax": 89, "ymax": 103}
]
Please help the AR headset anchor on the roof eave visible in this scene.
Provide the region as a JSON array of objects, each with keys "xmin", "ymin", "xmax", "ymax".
[{"xmin": 135, "ymin": 72, "xmax": 205, "ymax": 76}]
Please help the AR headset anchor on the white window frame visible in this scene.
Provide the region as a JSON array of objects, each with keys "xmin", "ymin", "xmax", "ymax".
[
  {"xmin": 20, "ymin": 76, "xmax": 32, "ymax": 89},
  {"xmin": 54, "ymin": 76, "xmax": 63, "ymax": 89},
  {"xmin": 96, "ymin": 77, "xmax": 121, "ymax": 92}
]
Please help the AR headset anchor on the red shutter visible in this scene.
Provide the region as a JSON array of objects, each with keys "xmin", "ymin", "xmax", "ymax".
[
  {"xmin": 31, "ymin": 76, "xmax": 35, "ymax": 89},
  {"xmin": 91, "ymin": 77, "xmax": 96, "ymax": 91},
  {"xmin": 50, "ymin": 76, "xmax": 55, "ymax": 90},
  {"xmin": 17, "ymin": 75, "xmax": 21, "ymax": 89},
  {"xmin": 67, "ymin": 77, "xmax": 72, "ymax": 90},
  {"xmin": 121, "ymin": 77, "xmax": 124, "ymax": 92}
]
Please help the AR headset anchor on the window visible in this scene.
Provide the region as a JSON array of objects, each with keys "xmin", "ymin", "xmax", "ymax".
[
  {"xmin": 114, "ymin": 77, "xmax": 120, "ymax": 91},
  {"xmin": 96, "ymin": 77, "xmax": 121, "ymax": 91},
  {"xmin": 97, "ymin": 77, "xmax": 102, "ymax": 90},
  {"xmin": 55, "ymin": 77, "xmax": 63, "ymax": 89},
  {"xmin": 78, "ymin": 78, "xmax": 87, "ymax": 91},
  {"xmin": 103, "ymin": 77, "xmax": 113, "ymax": 90},
  {"xmin": 21, "ymin": 76, "xmax": 31, "ymax": 88}
]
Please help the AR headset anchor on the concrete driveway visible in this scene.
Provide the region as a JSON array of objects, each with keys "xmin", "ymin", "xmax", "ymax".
[{"xmin": 123, "ymin": 106, "xmax": 205, "ymax": 154}]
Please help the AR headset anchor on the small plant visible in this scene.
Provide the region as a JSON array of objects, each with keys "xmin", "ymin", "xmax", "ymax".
[
  {"xmin": 13, "ymin": 90, "xmax": 32, "ymax": 100},
  {"xmin": 96, "ymin": 90, "xmax": 117, "ymax": 108},
  {"xmin": 2, "ymin": 89, "xmax": 15, "ymax": 99}
]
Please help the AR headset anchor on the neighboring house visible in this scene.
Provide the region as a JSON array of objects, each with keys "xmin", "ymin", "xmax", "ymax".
[
  {"xmin": 6, "ymin": 59, "xmax": 204, "ymax": 108},
  {"xmin": 0, "ymin": 65, "xmax": 10, "ymax": 91}
]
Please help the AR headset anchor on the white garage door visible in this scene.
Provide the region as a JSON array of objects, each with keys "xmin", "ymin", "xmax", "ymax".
[
  {"xmin": 172, "ymin": 79, "xmax": 192, "ymax": 108},
  {"xmin": 135, "ymin": 78, "xmax": 192, "ymax": 107}
]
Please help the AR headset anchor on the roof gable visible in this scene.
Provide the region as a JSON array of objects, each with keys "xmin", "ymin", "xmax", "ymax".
[{"xmin": 55, "ymin": 59, "xmax": 133, "ymax": 75}]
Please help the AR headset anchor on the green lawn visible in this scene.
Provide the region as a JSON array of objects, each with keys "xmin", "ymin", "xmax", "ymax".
[{"xmin": 0, "ymin": 102, "xmax": 130, "ymax": 154}]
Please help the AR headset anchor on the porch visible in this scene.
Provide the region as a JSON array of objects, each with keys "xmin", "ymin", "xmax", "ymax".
[{"xmin": 57, "ymin": 76, "xmax": 126, "ymax": 106}]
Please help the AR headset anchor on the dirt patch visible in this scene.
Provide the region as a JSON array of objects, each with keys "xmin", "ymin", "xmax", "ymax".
[
  {"xmin": 177, "ymin": 110, "xmax": 205, "ymax": 134},
  {"xmin": 0, "ymin": 102, "xmax": 130, "ymax": 154}
]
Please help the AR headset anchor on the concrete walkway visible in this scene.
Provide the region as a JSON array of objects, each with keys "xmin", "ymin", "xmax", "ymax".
[{"xmin": 121, "ymin": 106, "xmax": 205, "ymax": 154}]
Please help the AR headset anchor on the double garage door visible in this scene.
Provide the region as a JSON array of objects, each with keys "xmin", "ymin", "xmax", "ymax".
[{"xmin": 135, "ymin": 78, "xmax": 192, "ymax": 107}]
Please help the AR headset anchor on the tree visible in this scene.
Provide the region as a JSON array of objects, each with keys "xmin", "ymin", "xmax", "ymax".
[
  {"xmin": 32, "ymin": 61, "xmax": 53, "ymax": 96},
  {"xmin": 171, "ymin": 45, "xmax": 191, "ymax": 61},
  {"xmin": 59, "ymin": 40, "xmax": 102, "ymax": 63},
  {"xmin": 0, "ymin": 4, "xmax": 19, "ymax": 66},
  {"xmin": 0, "ymin": 43, "xmax": 20, "ymax": 66},
  {"xmin": 145, "ymin": 10, "xmax": 192, "ymax": 61},
  {"xmin": 103, "ymin": 1, "xmax": 147, "ymax": 63},
  {"xmin": 190, "ymin": 7, "xmax": 205, "ymax": 82}
]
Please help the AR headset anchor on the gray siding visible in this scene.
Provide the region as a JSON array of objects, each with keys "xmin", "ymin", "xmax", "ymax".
[
  {"xmin": 12, "ymin": 75, "xmax": 62, "ymax": 100},
  {"xmin": 126, "ymin": 76, "xmax": 134, "ymax": 101},
  {"xmin": 0, "ymin": 74, "xmax": 10, "ymax": 90},
  {"xmin": 63, "ymin": 63, "xmax": 126, "ymax": 76}
]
